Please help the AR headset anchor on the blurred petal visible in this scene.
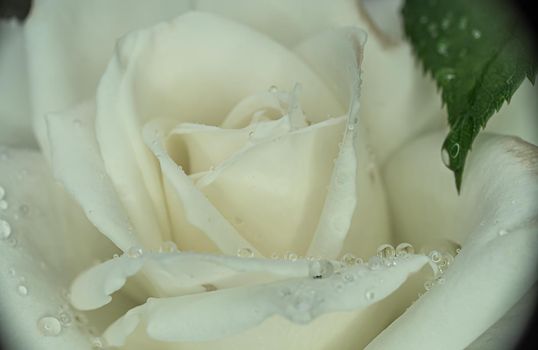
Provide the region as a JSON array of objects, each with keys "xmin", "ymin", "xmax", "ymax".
[
  {"xmin": 0, "ymin": 148, "xmax": 123, "ymax": 349},
  {"xmin": 0, "ymin": 20, "xmax": 35, "ymax": 148},
  {"xmin": 24, "ymin": 0, "xmax": 193, "ymax": 153},
  {"xmin": 466, "ymin": 285, "xmax": 537, "ymax": 350},
  {"xmin": 485, "ymin": 80, "xmax": 538, "ymax": 146},
  {"xmin": 103, "ymin": 255, "xmax": 429, "ymax": 346},
  {"xmin": 375, "ymin": 133, "xmax": 538, "ymax": 349},
  {"xmin": 360, "ymin": 0, "xmax": 404, "ymax": 44}
]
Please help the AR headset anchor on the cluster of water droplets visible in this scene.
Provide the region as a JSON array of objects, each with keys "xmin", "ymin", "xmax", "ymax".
[{"xmin": 421, "ymin": 248, "xmax": 457, "ymax": 293}]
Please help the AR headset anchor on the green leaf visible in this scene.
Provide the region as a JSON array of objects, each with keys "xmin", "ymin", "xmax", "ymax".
[{"xmin": 402, "ymin": 0, "xmax": 537, "ymax": 191}]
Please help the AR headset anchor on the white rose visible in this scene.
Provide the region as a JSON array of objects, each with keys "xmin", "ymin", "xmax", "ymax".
[{"xmin": 1, "ymin": 1, "xmax": 537, "ymax": 349}]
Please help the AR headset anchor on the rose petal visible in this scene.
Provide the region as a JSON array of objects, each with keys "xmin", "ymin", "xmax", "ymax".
[
  {"xmin": 198, "ymin": 0, "xmax": 444, "ymax": 164},
  {"xmin": 0, "ymin": 20, "xmax": 35, "ymax": 148},
  {"xmin": 144, "ymin": 119, "xmax": 261, "ymax": 256},
  {"xmin": 0, "ymin": 148, "xmax": 127, "ymax": 349},
  {"xmin": 373, "ymin": 133, "xmax": 538, "ymax": 349},
  {"xmin": 103, "ymin": 254, "xmax": 430, "ymax": 345},
  {"xmin": 466, "ymin": 286, "xmax": 536, "ymax": 350},
  {"xmin": 70, "ymin": 251, "xmax": 315, "ymax": 311},
  {"xmin": 93, "ymin": 11, "xmax": 344, "ymax": 254},
  {"xmin": 360, "ymin": 0, "xmax": 404, "ymax": 44},
  {"xmin": 45, "ymin": 102, "xmax": 141, "ymax": 251},
  {"xmin": 24, "ymin": 0, "xmax": 193, "ymax": 154}
]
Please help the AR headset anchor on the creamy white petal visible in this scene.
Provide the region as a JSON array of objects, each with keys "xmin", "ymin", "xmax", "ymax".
[
  {"xmin": 360, "ymin": 0, "xmax": 404, "ymax": 44},
  {"xmin": 0, "ymin": 148, "xmax": 126, "ymax": 349},
  {"xmin": 24, "ymin": 0, "xmax": 192, "ymax": 154},
  {"xmin": 466, "ymin": 285, "xmax": 536, "ymax": 350},
  {"xmin": 93, "ymin": 11, "xmax": 343, "ymax": 253},
  {"xmin": 374, "ymin": 133, "xmax": 538, "ymax": 349},
  {"xmin": 485, "ymin": 80, "xmax": 538, "ymax": 146},
  {"xmin": 144, "ymin": 119, "xmax": 261, "ymax": 256},
  {"xmin": 0, "ymin": 20, "xmax": 35, "ymax": 148},
  {"xmin": 103, "ymin": 254, "xmax": 429, "ymax": 346},
  {"xmin": 71, "ymin": 251, "xmax": 316, "ymax": 311},
  {"xmin": 198, "ymin": 0, "xmax": 444, "ymax": 164},
  {"xmin": 295, "ymin": 27, "xmax": 392, "ymax": 258},
  {"xmin": 45, "ymin": 102, "xmax": 141, "ymax": 251}
]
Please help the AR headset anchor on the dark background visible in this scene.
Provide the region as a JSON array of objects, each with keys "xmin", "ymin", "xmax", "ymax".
[{"xmin": 0, "ymin": 0, "xmax": 537, "ymax": 349}]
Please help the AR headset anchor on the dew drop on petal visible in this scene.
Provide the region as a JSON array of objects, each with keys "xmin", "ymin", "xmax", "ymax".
[
  {"xmin": 285, "ymin": 252, "xmax": 298, "ymax": 262},
  {"xmin": 37, "ymin": 316, "xmax": 62, "ymax": 336},
  {"xmin": 126, "ymin": 246, "xmax": 144, "ymax": 258},
  {"xmin": 365, "ymin": 290, "xmax": 375, "ymax": 301},
  {"xmin": 441, "ymin": 148, "xmax": 450, "ymax": 168},
  {"xmin": 308, "ymin": 260, "xmax": 334, "ymax": 279},
  {"xmin": 368, "ymin": 256, "xmax": 384, "ymax": 270},
  {"xmin": 341, "ymin": 253, "xmax": 358, "ymax": 266},
  {"xmin": 0, "ymin": 186, "xmax": 5, "ymax": 199},
  {"xmin": 236, "ymin": 247, "xmax": 254, "ymax": 258},
  {"xmin": 159, "ymin": 241, "xmax": 178, "ymax": 253},
  {"xmin": 0, "ymin": 219, "xmax": 12, "ymax": 239},
  {"xmin": 268, "ymin": 85, "xmax": 278, "ymax": 93},
  {"xmin": 424, "ymin": 280, "xmax": 433, "ymax": 291},
  {"xmin": 395, "ymin": 242, "xmax": 415, "ymax": 257},
  {"xmin": 376, "ymin": 244, "xmax": 396, "ymax": 259},
  {"xmin": 498, "ymin": 229, "xmax": 509, "ymax": 236},
  {"xmin": 17, "ymin": 284, "xmax": 28, "ymax": 296},
  {"xmin": 429, "ymin": 250, "xmax": 442, "ymax": 263}
]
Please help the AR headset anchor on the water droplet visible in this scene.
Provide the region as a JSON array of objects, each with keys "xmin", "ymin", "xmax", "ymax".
[
  {"xmin": 429, "ymin": 250, "xmax": 442, "ymax": 263},
  {"xmin": 112, "ymin": 254, "xmax": 119, "ymax": 259},
  {"xmin": 498, "ymin": 229, "xmax": 509, "ymax": 236},
  {"xmin": 308, "ymin": 260, "xmax": 334, "ymax": 279},
  {"xmin": 471, "ymin": 29, "xmax": 482, "ymax": 39},
  {"xmin": 0, "ymin": 186, "xmax": 4, "ymax": 199},
  {"xmin": 17, "ymin": 284, "xmax": 28, "ymax": 296},
  {"xmin": 0, "ymin": 200, "xmax": 7, "ymax": 210},
  {"xmin": 90, "ymin": 336, "xmax": 105, "ymax": 349},
  {"xmin": 159, "ymin": 241, "xmax": 178, "ymax": 253},
  {"xmin": 396, "ymin": 242, "xmax": 415, "ymax": 257},
  {"xmin": 268, "ymin": 85, "xmax": 278, "ymax": 93},
  {"xmin": 424, "ymin": 280, "xmax": 433, "ymax": 291},
  {"xmin": 341, "ymin": 253, "xmax": 358, "ymax": 266},
  {"xmin": 37, "ymin": 316, "xmax": 62, "ymax": 336},
  {"xmin": 441, "ymin": 148, "xmax": 450, "ymax": 168},
  {"xmin": 58, "ymin": 310, "xmax": 72, "ymax": 327},
  {"xmin": 248, "ymin": 130, "xmax": 255, "ymax": 138},
  {"xmin": 343, "ymin": 273, "xmax": 355, "ymax": 283},
  {"xmin": 376, "ymin": 244, "xmax": 396, "ymax": 259},
  {"xmin": 456, "ymin": 248, "xmax": 462, "ymax": 254},
  {"xmin": 0, "ymin": 219, "xmax": 12, "ymax": 239},
  {"xmin": 237, "ymin": 247, "xmax": 254, "ymax": 258},
  {"xmin": 449, "ymin": 143, "xmax": 460, "ymax": 158},
  {"xmin": 126, "ymin": 246, "xmax": 144, "ymax": 258},
  {"xmin": 365, "ymin": 290, "xmax": 375, "ymax": 301},
  {"xmin": 368, "ymin": 256, "xmax": 383, "ymax": 270},
  {"xmin": 285, "ymin": 252, "xmax": 298, "ymax": 261}
]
